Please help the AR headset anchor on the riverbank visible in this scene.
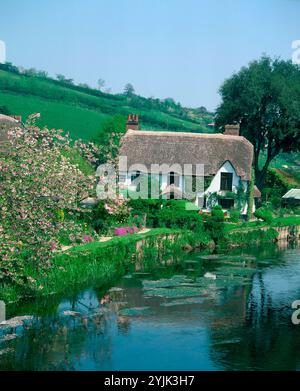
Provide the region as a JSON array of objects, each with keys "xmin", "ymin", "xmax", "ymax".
[
  {"xmin": 1, "ymin": 216, "xmax": 299, "ymax": 304},
  {"xmin": 224, "ymin": 216, "xmax": 300, "ymax": 247},
  {"xmin": 0, "ymin": 228, "xmax": 211, "ymax": 304}
]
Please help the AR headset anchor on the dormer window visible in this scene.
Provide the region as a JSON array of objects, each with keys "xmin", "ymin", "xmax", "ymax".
[{"xmin": 220, "ymin": 172, "xmax": 233, "ymax": 191}]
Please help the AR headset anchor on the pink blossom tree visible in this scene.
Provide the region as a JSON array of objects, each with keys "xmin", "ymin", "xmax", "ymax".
[{"xmin": 0, "ymin": 115, "xmax": 96, "ymax": 288}]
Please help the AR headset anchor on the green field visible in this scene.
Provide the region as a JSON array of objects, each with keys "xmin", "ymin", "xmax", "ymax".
[
  {"xmin": 0, "ymin": 69, "xmax": 213, "ymax": 141},
  {"xmin": 270, "ymin": 152, "xmax": 300, "ymax": 186}
]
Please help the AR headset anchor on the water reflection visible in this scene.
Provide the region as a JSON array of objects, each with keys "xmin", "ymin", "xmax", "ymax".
[{"xmin": 0, "ymin": 243, "xmax": 300, "ymax": 370}]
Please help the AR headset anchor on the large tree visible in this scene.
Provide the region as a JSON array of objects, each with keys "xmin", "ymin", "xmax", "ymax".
[{"xmin": 215, "ymin": 56, "xmax": 300, "ymax": 189}]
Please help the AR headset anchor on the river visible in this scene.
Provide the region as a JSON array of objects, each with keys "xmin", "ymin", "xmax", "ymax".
[{"xmin": 0, "ymin": 241, "xmax": 300, "ymax": 370}]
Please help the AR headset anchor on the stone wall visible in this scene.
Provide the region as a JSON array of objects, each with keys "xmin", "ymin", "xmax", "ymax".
[{"xmin": 274, "ymin": 225, "xmax": 300, "ymax": 241}]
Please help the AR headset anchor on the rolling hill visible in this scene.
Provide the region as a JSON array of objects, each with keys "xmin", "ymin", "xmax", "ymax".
[{"xmin": 0, "ymin": 66, "xmax": 214, "ymax": 141}]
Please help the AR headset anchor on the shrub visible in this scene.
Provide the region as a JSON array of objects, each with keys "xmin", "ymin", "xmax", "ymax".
[
  {"xmin": 205, "ymin": 205, "xmax": 225, "ymax": 243},
  {"xmin": 229, "ymin": 208, "xmax": 240, "ymax": 223},
  {"xmin": 254, "ymin": 207, "xmax": 273, "ymax": 224},
  {"xmin": 157, "ymin": 207, "xmax": 204, "ymax": 230},
  {"xmin": 128, "ymin": 199, "xmax": 164, "ymax": 227},
  {"xmin": 211, "ymin": 205, "xmax": 225, "ymax": 222}
]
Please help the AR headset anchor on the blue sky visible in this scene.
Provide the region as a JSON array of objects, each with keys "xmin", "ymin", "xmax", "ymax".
[{"xmin": 1, "ymin": 0, "xmax": 300, "ymax": 110}]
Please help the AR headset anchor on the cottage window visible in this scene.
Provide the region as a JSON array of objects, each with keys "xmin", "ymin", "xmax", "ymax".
[
  {"xmin": 220, "ymin": 172, "xmax": 233, "ymax": 191},
  {"xmin": 219, "ymin": 198, "xmax": 234, "ymax": 209}
]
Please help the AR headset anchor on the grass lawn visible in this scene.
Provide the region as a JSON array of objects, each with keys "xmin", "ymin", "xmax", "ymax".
[{"xmin": 0, "ymin": 91, "xmax": 110, "ymax": 140}]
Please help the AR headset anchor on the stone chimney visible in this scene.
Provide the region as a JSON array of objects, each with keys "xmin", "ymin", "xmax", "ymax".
[
  {"xmin": 126, "ymin": 114, "xmax": 139, "ymax": 131},
  {"xmin": 224, "ymin": 124, "xmax": 240, "ymax": 136}
]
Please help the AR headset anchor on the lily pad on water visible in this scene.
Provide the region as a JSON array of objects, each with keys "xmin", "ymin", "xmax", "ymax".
[
  {"xmin": 144, "ymin": 287, "xmax": 204, "ymax": 299},
  {"xmin": 143, "ymin": 279, "xmax": 180, "ymax": 289},
  {"xmin": 142, "ymin": 275, "xmax": 193, "ymax": 290},
  {"xmin": 119, "ymin": 307, "xmax": 153, "ymax": 317},
  {"xmin": 198, "ymin": 254, "xmax": 225, "ymax": 261},
  {"xmin": 160, "ymin": 297, "xmax": 205, "ymax": 307},
  {"xmin": 216, "ymin": 266, "xmax": 258, "ymax": 277},
  {"xmin": 178, "ymin": 283, "xmax": 204, "ymax": 287},
  {"xmin": 195, "ymin": 275, "xmax": 247, "ymax": 290}
]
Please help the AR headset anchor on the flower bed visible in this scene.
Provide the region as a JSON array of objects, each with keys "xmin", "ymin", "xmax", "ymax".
[{"xmin": 114, "ymin": 226, "xmax": 139, "ymax": 236}]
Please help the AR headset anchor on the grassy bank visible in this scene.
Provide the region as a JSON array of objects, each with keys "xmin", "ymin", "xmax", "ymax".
[
  {"xmin": 0, "ymin": 228, "xmax": 211, "ymax": 304},
  {"xmin": 223, "ymin": 215, "xmax": 300, "ymax": 248},
  {"xmin": 224, "ymin": 215, "xmax": 300, "ymax": 233}
]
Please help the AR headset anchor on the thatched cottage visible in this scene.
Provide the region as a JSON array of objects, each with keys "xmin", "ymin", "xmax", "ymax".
[{"xmin": 119, "ymin": 115, "xmax": 257, "ymax": 214}]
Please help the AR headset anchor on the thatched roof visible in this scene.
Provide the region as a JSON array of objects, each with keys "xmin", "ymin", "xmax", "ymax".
[{"xmin": 119, "ymin": 129, "xmax": 253, "ymax": 180}]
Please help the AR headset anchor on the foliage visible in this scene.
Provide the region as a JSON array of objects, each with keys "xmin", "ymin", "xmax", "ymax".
[
  {"xmin": 262, "ymin": 168, "xmax": 293, "ymax": 208},
  {"xmin": 254, "ymin": 207, "xmax": 273, "ymax": 224},
  {"xmin": 157, "ymin": 207, "xmax": 204, "ymax": 231},
  {"xmin": 205, "ymin": 205, "xmax": 225, "ymax": 243},
  {"xmin": 229, "ymin": 208, "xmax": 240, "ymax": 223},
  {"xmin": 127, "ymin": 199, "xmax": 164, "ymax": 228},
  {"xmin": 226, "ymin": 228, "xmax": 278, "ymax": 247},
  {"xmin": 216, "ymin": 56, "xmax": 300, "ymax": 189}
]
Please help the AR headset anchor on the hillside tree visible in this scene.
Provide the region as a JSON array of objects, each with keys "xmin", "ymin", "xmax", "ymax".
[
  {"xmin": 97, "ymin": 78, "xmax": 105, "ymax": 91},
  {"xmin": 124, "ymin": 83, "xmax": 135, "ymax": 96}
]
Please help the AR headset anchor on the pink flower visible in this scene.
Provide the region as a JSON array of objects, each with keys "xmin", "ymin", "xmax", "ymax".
[{"xmin": 83, "ymin": 234, "xmax": 93, "ymax": 243}]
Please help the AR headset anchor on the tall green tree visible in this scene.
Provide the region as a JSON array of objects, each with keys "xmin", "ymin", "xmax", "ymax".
[{"xmin": 215, "ymin": 56, "xmax": 300, "ymax": 189}]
